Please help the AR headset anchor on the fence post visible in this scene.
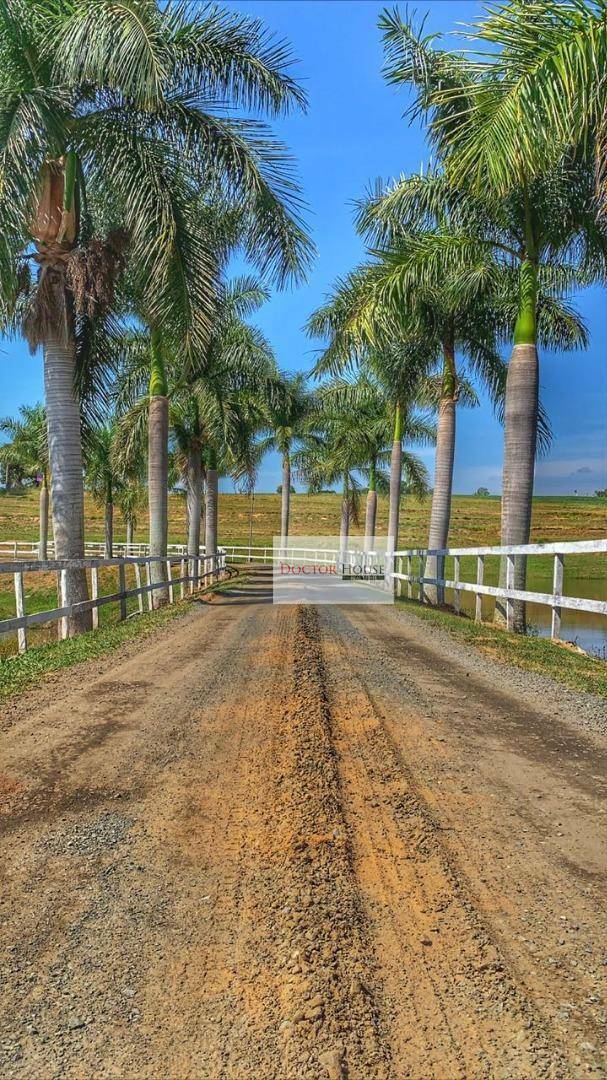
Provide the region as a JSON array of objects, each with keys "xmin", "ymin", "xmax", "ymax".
[
  {"xmin": 134, "ymin": 563, "xmax": 144, "ymax": 614},
  {"xmin": 91, "ymin": 566, "xmax": 99, "ymax": 630},
  {"xmin": 418, "ymin": 554, "xmax": 424, "ymax": 603},
  {"xmin": 475, "ymin": 556, "xmax": 484, "ymax": 624},
  {"xmin": 119, "ymin": 563, "xmax": 127, "ymax": 621},
  {"xmin": 180, "ymin": 558, "xmax": 186, "ymax": 600},
  {"xmin": 58, "ymin": 569, "xmax": 70, "ymax": 639},
  {"xmin": 13, "ymin": 570, "xmax": 27, "ymax": 654},
  {"xmin": 436, "ymin": 552, "xmax": 445, "ymax": 606},
  {"xmin": 145, "ymin": 561, "xmax": 153, "ymax": 612},
  {"xmin": 506, "ymin": 554, "xmax": 515, "ymax": 631},
  {"xmin": 454, "ymin": 556, "xmax": 461, "ymax": 614},
  {"xmin": 166, "ymin": 560, "xmax": 174, "ymax": 604},
  {"xmin": 406, "ymin": 555, "xmax": 412, "ymax": 599},
  {"xmin": 551, "ymin": 553, "xmax": 564, "ymax": 640},
  {"xmin": 395, "ymin": 556, "xmax": 402, "ymax": 598}
]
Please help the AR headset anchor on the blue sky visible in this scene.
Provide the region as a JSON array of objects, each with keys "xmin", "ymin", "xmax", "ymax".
[{"xmin": 2, "ymin": 0, "xmax": 606, "ymax": 496}]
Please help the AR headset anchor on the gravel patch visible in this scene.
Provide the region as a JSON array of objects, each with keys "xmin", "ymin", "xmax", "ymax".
[
  {"xmin": 393, "ymin": 605, "xmax": 607, "ymax": 739},
  {"xmin": 38, "ymin": 811, "xmax": 135, "ymax": 858}
]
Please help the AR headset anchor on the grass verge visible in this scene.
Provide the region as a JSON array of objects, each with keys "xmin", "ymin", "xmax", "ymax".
[
  {"xmin": 0, "ymin": 599, "xmax": 192, "ymax": 703},
  {"xmin": 0, "ymin": 569, "xmax": 246, "ymax": 703},
  {"xmin": 396, "ymin": 598, "xmax": 607, "ymax": 699}
]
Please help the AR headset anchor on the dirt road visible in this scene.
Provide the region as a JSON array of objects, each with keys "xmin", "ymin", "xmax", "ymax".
[{"xmin": 1, "ymin": 568, "xmax": 605, "ymax": 1079}]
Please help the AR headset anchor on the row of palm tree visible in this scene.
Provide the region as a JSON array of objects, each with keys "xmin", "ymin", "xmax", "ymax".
[
  {"xmin": 0, "ymin": 0, "xmax": 313, "ymax": 631},
  {"xmin": 2, "ymin": 0, "xmax": 605, "ymax": 636},
  {"xmin": 2, "ymin": 337, "xmax": 435, "ymax": 565},
  {"xmin": 305, "ymin": 1, "xmax": 607, "ymax": 629}
]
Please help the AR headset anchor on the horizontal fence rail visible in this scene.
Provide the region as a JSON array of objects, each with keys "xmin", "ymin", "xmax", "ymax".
[
  {"xmin": 2, "ymin": 538, "xmax": 605, "ymax": 651},
  {"xmin": 391, "ymin": 539, "xmax": 607, "ymax": 638},
  {"xmin": 0, "ymin": 552, "xmax": 226, "ymax": 653},
  {"xmin": 0, "ymin": 540, "xmax": 199, "ymax": 559}
]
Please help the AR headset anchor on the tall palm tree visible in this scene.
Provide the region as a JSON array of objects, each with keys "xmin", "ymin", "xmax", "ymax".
[
  {"xmin": 355, "ymin": 171, "xmax": 585, "ymax": 601},
  {"xmin": 0, "ymin": 404, "xmax": 49, "ymax": 557},
  {"xmin": 318, "ymin": 375, "xmax": 432, "ymax": 553},
  {"xmin": 86, "ymin": 422, "xmax": 124, "ymax": 559},
  {"xmin": 183, "ymin": 277, "xmax": 280, "ymax": 561},
  {"xmin": 355, "ymin": 173, "xmax": 505, "ymax": 592},
  {"xmin": 172, "ymin": 397, "xmax": 206, "ymax": 563},
  {"xmin": 260, "ymin": 373, "xmax": 315, "ymax": 545},
  {"xmin": 116, "ymin": 277, "xmax": 279, "ymax": 574},
  {"xmin": 115, "ymin": 478, "xmax": 146, "ymax": 550},
  {"xmin": 0, "ymin": 0, "xmax": 312, "ymax": 631},
  {"xmin": 376, "ymin": 10, "xmax": 601, "ymax": 628},
  {"xmin": 430, "ymin": 0, "xmax": 607, "ymax": 205},
  {"xmin": 309, "ymin": 279, "xmax": 434, "ymax": 558}
]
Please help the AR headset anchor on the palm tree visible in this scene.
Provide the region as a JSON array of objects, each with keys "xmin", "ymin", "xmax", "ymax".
[
  {"xmin": 429, "ymin": 0, "xmax": 607, "ymax": 205},
  {"xmin": 375, "ymin": 10, "xmax": 602, "ymax": 628},
  {"xmin": 86, "ymin": 423, "xmax": 124, "ymax": 559},
  {"xmin": 293, "ymin": 420, "xmax": 364, "ymax": 565},
  {"xmin": 0, "ymin": 404, "xmax": 49, "ymax": 557},
  {"xmin": 319, "ymin": 375, "xmax": 432, "ymax": 554},
  {"xmin": 115, "ymin": 479, "xmax": 146, "ymax": 551},
  {"xmin": 295, "ymin": 394, "xmax": 430, "ymax": 570},
  {"xmin": 0, "ymin": 0, "xmax": 312, "ymax": 631},
  {"xmin": 355, "ymin": 173, "xmax": 505, "ymax": 595},
  {"xmin": 182, "ymin": 277, "xmax": 280, "ymax": 562},
  {"xmin": 260, "ymin": 373, "xmax": 315, "ymax": 545},
  {"xmin": 309, "ymin": 281, "xmax": 434, "ymax": 559},
  {"xmin": 172, "ymin": 398, "xmax": 206, "ymax": 564},
  {"xmin": 116, "ymin": 277, "xmax": 279, "ymax": 574},
  {"xmin": 317, "ymin": 373, "xmax": 433, "ymax": 574}
]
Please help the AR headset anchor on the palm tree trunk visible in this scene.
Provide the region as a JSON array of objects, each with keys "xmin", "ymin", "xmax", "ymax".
[
  {"xmin": 43, "ymin": 335, "xmax": 91, "ymax": 634},
  {"xmin": 126, "ymin": 518, "xmax": 134, "ymax": 549},
  {"xmin": 205, "ymin": 449, "xmax": 219, "ymax": 558},
  {"xmin": 148, "ymin": 332, "xmax": 169, "ymax": 607},
  {"xmin": 186, "ymin": 449, "xmax": 202, "ymax": 557},
  {"xmin": 425, "ymin": 340, "xmax": 457, "ymax": 605},
  {"xmin": 495, "ymin": 257, "xmax": 539, "ymax": 632},
  {"xmin": 248, "ymin": 488, "xmax": 255, "ymax": 552},
  {"xmin": 387, "ymin": 402, "xmax": 404, "ymax": 586},
  {"xmin": 39, "ymin": 473, "xmax": 49, "ymax": 561},
  {"xmin": 339, "ymin": 477, "xmax": 350, "ymax": 576},
  {"xmin": 148, "ymin": 393, "xmax": 169, "ymax": 607},
  {"xmin": 281, "ymin": 452, "xmax": 291, "ymax": 547},
  {"xmin": 364, "ymin": 458, "xmax": 377, "ymax": 554},
  {"xmin": 104, "ymin": 499, "xmax": 113, "ymax": 559}
]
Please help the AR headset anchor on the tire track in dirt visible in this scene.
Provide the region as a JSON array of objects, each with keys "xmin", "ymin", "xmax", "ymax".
[
  {"xmin": 235, "ymin": 603, "xmax": 391, "ymax": 1078},
  {"xmin": 319, "ymin": 608, "xmax": 572, "ymax": 1079},
  {"xmin": 322, "ymin": 604, "xmax": 606, "ymax": 1076},
  {"xmin": 0, "ymin": 585, "xmax": 393, "ymax": 1078},
  {"xmin": 1, "ymin": 572, "xmax": 604, "ymax": 1078}
]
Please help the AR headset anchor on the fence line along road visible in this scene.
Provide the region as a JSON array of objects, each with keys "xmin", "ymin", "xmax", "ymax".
[
  {"xmin": 391, "ymin": 538, "xmax": 607, "ymax": 638},
  {"xmin": 2, "ymin": 538, "xmax": 605, "ymax": 652},
  {"xmin": 0, "ymin": 552, "xmax": 226, "ymax": 654}
]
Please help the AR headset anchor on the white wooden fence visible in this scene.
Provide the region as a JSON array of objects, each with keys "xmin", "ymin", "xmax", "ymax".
[
  {"xmin": 391, "ymin": 539, "xmax": 607, "ymax": 638},
  {"xmin": 0, "ymin": 540, "xmax": 197, "ymax": 559},
  {"xmin": 2, "ymin": 537, "xmax": 605, "ymax": 652},
  {"xmin": 0, "ymin": 551, "xmax": 226, "ymax": 654}
]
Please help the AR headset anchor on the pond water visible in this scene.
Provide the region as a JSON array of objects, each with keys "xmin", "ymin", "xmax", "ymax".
[{"xmin": 443, "ymin": 573, "xmax": 607, "ymax": 659}]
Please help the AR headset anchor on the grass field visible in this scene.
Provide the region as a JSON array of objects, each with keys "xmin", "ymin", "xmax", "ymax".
[
  {"xmin": 0, "ymin": 489, "xmax": 605, "ymax": 658},
  {"xmin": 1, "ymin": 487, "xmax": 606, "ymax": 548}
]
